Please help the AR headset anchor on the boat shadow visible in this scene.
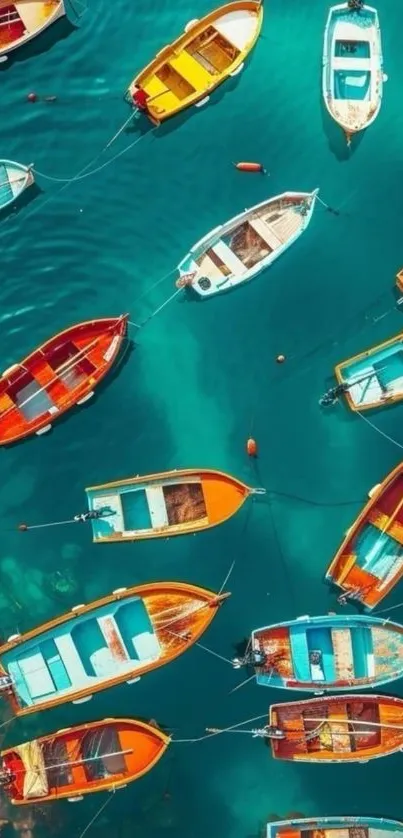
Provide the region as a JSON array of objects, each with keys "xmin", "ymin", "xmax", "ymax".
[
  {"xmin": 0, "ymin": 16, "xmax": 76, "ymax": 71},
  {"xmin": 2, "ymin": 335, "xmax": 135, "ymax": 452},
  {"xmin": 0, "ymin": 181, "xmax": 41, "ymax": 222}
]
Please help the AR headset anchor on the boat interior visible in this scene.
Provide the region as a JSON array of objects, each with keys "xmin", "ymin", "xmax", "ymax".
[
  {"xmin": 272, "ymin": 698, "xmax": 382, "ymax": 759},
  {"xmin": 341, "ymin": 342, "xmax": 403, "ymax": 407},
  {"xmin": 193, "ymin": 196, "xmax": 308, "ymax": 287},
  {"xmin": 255, "ymin": 618, "xmax": 403, "ymax": 686},
  {"xmin": 330, "ymin": 12, "xmax": 375, "ymax": 104},
  {"xmin": 0, "ymin": 162, "xmax": 27, "ymax": 206},
  {"xmin": 2, "ymin": 596, "xmax": 162, "ymax": 708},
  {"xmin": 0, "ymin": 0, "xmax": 61, "ymax": 48},
  {"xmin": 332, "ymin": 474, "xmax": 403, "ymax": 606},
  {"xmin": 270, "ymin": 823, "xmax": 396, "ymax": 838}
]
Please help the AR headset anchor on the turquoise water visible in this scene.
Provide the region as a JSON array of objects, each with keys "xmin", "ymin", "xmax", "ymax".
[{"xmin": 1, "ymin": 0, "xmax": 403, "ymax": 836}]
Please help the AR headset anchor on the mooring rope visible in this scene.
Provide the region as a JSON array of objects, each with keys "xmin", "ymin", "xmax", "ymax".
[
  {"xmin": 355, "ymin": 409, "xmax": 403, "ymax": 450},
  {"xmin": 76, "ymin": 789, "xmax": 115, "ymax": 838},
  {"xmin": 173, "ymin": 713, "xmax": 269, "ymax": 744}
]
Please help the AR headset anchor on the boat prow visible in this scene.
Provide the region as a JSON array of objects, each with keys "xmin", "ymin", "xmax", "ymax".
[
  {"xmin": 125, "ymin": 1, "xmax": 263, "ymax": 124},
  {"xmin": 0, "ymin": 161, "xmax": 33, "ymax": 210}
]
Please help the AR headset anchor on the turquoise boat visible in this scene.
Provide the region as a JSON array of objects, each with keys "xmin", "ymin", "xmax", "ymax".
[
  {"xmin": 233, "ymin": 613, "xmax": 403, "ymax": 691},
  {"xmin": 267, "ymin": 816, "xmax": 403, "ymax": 838},
  {"xmin": 0, "ymin": 160, "xmax": 33, "ymax": 211}
]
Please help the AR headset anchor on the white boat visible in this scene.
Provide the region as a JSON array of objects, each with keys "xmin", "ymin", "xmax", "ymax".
[
  {"xmin": 0, "ymin": 0, "xmax": 65, "ymax": 60},
  {"xmin": 322, "ymin": 2, "xmax": 385, "ymax": 145},
  {"xmin": 0, "ymin": 160, "xmax": 33, "ymax": 210},
  {"xmin": 176, "ymin": 190, "xmax": 318, "ymax": 298}
]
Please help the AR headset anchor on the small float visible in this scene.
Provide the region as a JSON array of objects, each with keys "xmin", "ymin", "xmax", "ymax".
[
  {"xmin": 326, "ymin": 462, "xmax": 403, "ymax": 609},
  {"xmin": 0, "ymin": 717, "xmax": 169, "ymax": 803},
  {"xmin": 0, "ymin": 315, "xmax": 127, "ymax": 445},
  {"xmin": 322, "ymin": 1, "xmax": 385, "ymax": 145},
  {"xmin": 0, "ymin": 161, "xmax": 33, "ymax": 210},
  {"xmin": 0, "ymin": 0, "xmax": 65, "ymax": 60},
  {"xmin": 177, "ymin": 190, "xmax": 318, "ymax": 298},
  {"xmin": 125, "ymin": 1, "xmax": 263, "ymax": 124}
]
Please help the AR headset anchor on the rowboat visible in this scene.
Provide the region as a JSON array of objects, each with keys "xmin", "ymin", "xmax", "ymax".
[
  {"xmin": 333, "ymin": 330, "xmax": 403, "ymax": 411},
  {"xmin": 267, "ymin": 816, "xmax": 403, "ymax": 838},
  {"xmin": 237, "ymin": 612, "xmax": 403, "ymax": 691},
  {"xmin": 0, "ymin": 161, "xmax": 33, "ymax": 210},
  {"xmin": 176, "ymin": 191, "xmax": 318, "ymax": 298},
  {"xmin": 269, "ymin": 693, "xmax": 403, "ymax": 762},
  {"xmin": 0, "ymin": 315, "xmax": 127, "ymax": 445},
  {"xmin": 85, "ymin": 468, "xmax": 264, "ymax": 543},
  {"xmin": 0, "ymin": 581, "xmax": 229, "ymax": 717},
  {"xmin": 326, "ymin": 462, "xmax": 403, "ymax": 609},
  {"xmin": 125, "ymin": 1, "xmax": 263, "ymax": 125},
  {"xmin": 0, "ymin": 717, "xmax": 169, "ymax": 804},
  {"xmin": 322, "ymin": 2, "xmax": 385, "ymax": 146},
  {"xmin": 0, "ymin": 0, "xmax": 65, "ymax": 59}
]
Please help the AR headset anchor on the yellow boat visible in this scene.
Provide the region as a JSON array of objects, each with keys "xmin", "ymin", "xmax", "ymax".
[{"xmin": 125, "ymin": 0, "xmax": 263, "ymax": 125}]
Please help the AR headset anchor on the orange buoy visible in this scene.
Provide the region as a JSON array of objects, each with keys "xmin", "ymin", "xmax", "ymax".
[
  {"xmin": 27, "ymin": 92, "xmax": 38, "ymax": 103},
  {"xmin": 234, "ymin": 162, "xmax": 266, "ymax": 174},
  {"xmin": 18, "ymin": 524, "xmax": 28, "ymax": 531},
  {"xmin": 246, "ymin": 438, "xmax": 257, "ymax": 457},
  {"xmin": 276, "ymin": 354, "xmax": 286, "ymax": 364}
]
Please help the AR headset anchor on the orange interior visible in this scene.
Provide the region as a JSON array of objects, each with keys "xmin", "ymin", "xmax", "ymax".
[{"xmin": 201, "ymin": 471, "xmax": 248, "ymax": 525}]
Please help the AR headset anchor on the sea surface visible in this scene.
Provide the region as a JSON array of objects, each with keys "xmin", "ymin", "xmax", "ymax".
[{"xmin": 1, "ymin": 0, "xmax": 403, "ymax": 836}]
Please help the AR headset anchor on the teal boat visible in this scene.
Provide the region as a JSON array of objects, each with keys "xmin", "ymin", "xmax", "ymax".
[
  {"xmin": 0, "ymin": 160, "xmax": 33, "ymax": 211},
  {"xmin": 267, "ymin": 816, "xmax": 403, "ymax": 838},
  {"xmin": 233, "ymin": 613, "xmax": 403, "ymax": 691}
]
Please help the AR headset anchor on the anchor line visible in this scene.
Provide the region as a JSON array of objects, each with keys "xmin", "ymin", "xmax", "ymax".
[{"xmin": 355, "ymin": 409, "xmax": 403, "ymax": 451}]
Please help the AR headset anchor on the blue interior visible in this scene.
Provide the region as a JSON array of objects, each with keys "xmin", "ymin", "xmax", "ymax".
[
  {"xmin": 334, "ymin": 69, "xmax": 370, "ymax": 101},
  {"xmin": 114, "ymin": 598, "xmax": 154, "ymax": 658},
  {"xmin": 40, "ymin": 638, "xmax": 71, "ymax": 690},
  {"xmin": 71, "ymin": 618, "xmax": 108, "ymax": 676},
  {"xmin": 343, "ymin": 343, "xmax": 403, "ymax": 380},
  {"xmin": 335, "ymin": 39, "xmax": 370, "ymax": 58},
  {"xmin": 306, "ymin": 626, "xmax": 336, "ymax": 681},
  {"xmin": 0, "ymin": 164, "xmax": 13, "ymax": 208},
  {"xmin": 289, "ymin": 625, "xmax": 311, "ymax": 682},
  {"xmin": 354, "ymin": 523, "xmax": 403, "ymax": 576},
  {"xmin": 351, "ymin": 625, "xmax": 373, "ymax": 678},
  {"xmin": 374, "ymin": 351, "xmax": 403, "ymax": 387},
  {"xmin": 120, "ymin": 488, "xmax": 152, "ymax": 530}
]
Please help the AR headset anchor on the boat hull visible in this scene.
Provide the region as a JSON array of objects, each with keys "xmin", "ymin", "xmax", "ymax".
[
  {"xmin": 0, "ymin": 0, "xmax": 65, "ymax": 58},
  {"xmin": 267, "ymin": 816, "xmax": 403, "ymax": 838},
  {"xmin": 85, "ymin": 467, "xmax": 251, "ymax": 542}
]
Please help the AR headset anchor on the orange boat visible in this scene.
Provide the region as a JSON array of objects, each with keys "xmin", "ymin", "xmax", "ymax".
[
  {"xmin": 326, "ymin": 462, "xmax": 403, "ymax": 609},
  {"xmin": 0, "ymin": 717, "xmax": 169, "ymax": 804},
  {"xmin": 0, "ymin": 316, "xmax": 127, "ymax": 445},
  {"xmin": 268, "ymin": 694, "xmax": 403, "ymax": 763},
  {"xmin": 0, "ymin": 581, "xmax": 229, "ymax": 717},
  {"xmin": 84, "ymin": 468, "xmax": 265, "ymax": 542}
]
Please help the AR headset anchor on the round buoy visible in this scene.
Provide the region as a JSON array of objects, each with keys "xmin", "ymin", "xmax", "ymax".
[
  {"xmin": 246, "ymin": 438, "xmax": 257, "ymax": 457},
  {"xmin": 27, "ymin": 92, "xmax": 38, "ymax": 103},
  {"xmin": 18, "ymin": 523, "xmax": 28, "ymax": 532},
  {"xmin": 234, "ymin": 161, "xmax": 266, "ymax": 174},
  {"xmin": 276, "ymin": 354, "xmax": 286, "ymax": 364}
]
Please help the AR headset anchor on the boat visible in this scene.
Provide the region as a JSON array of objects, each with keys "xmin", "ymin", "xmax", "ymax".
[
  {"xmin": 0, "ymin": 717, "xmax": 169, "ymax": 804},
  {"xmin": 0, "ymin": 0, "xmax": 65, "ymax": 59},
  {"xmin": 333, "ymin": 330, "xmax": 403, "ymax": 411},
  {"xmin": 176, "ymin": 190, "xmax": 318, "ymax": 298},
  {"xmin": 326, "ymin": 462, "xmax": 403, "ymax": 609},
  {"xmin": 85, "ymin": 468, "xmax": 264, "ymax": 543},
  {"xmin": 125, "ymin": 0, "xmax": 263, "ymax": 125},
  {"xmin": 0, "ymin": 315, "xmax": 127, "ymax": 445},
  {"xmin": 0, "ymin": 161, "xmax": 33, "ymax": 210},
  {"xmin": 268, "ymin": 693, "xmax": 403, "ymax": 762},
  {"xmin": 238, "ymin": 612, "xmax": 403, "ymax": 691},
  {"xmin": 0, "ymin": 581, "xmax": 229, "ymax": 717},
  {"xmin": 322, "ymin": 2, "xmax": 385, "ymax": 146},
  {"xmin": 267, "ymin": 816, "xmax": 403, "ymax": 838}
]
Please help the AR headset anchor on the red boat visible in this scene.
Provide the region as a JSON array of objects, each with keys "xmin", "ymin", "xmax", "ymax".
[
  {"xmin": 0, "ymin": 316, "xmax": 127, "ymax": 444},
  {"xmin": 1, "ymin": 717, "xmax": 169, "ymax": 804}
]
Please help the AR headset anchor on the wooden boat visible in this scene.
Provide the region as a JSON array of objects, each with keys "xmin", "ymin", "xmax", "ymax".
[
  {"xmin": 0, "ymin": 717, "xmax": 169, "ymax": 804},
  {"xmin": 334, "ymin": 330, "xmax": 403, "ymax": 411},
  {"xmin": 0, "ymin": 315, "xmax": 127, "ymax": 445},
  {"xmin": 0, "ymin": 581, "xmax": 229, "ymax": 717},
  {"xmin": 243, "ymin": 613, "xmax": 403, "ymax": 691},
  {"xmin": 0, "ymin": 0, "xmax": 65, "ymax": 59},
  {"xmin": 322, "ymin": 3, "xmax": 385, "ymax": 146},
  {"xmin": 269, "ymin": 693, "xmax": 403, "ymax": 762},
  {"xmin": 125, "ymin": 1, "xmax": 263, "ymax": 125},
  {"xmin": 85, "ymin": 468, "xmax": 264, "ymax": 543},
  {"xmin": 326, "ymin": 462, "xmax": 403, "ymax": 609},
  {"xmin": 0, "ymin": 161, "xmax": 33, "ymax": 210},
  {"xmin": 267, "ymin": 816, "xmax": 403, "ymax": 838},
  {"xmin": 396, "ymin": 268, "xmax": 403, "ymax": 293},
  {"xmin": 176, "ymin": 191, "xmax": 318, "ymax": 298}
]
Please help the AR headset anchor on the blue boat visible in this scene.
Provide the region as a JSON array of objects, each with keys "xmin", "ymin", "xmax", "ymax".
[
  {"xmin": 267, "ymin": 816, "xmax": 403, "ymax": 838},
  {"xmin": 233, "ymin": 613, "xmax": 403, "ymax": 691},
  {"xmin": 0, "ymin": 160, "xmax": 33, "ymax": 211},
  {"xmin": 334, "ymin": 331, "xmax": 403, "ymax": 411}
]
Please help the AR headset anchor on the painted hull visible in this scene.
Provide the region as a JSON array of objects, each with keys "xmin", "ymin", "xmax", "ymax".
[
  {"xmin": 269, "ymin": 693, "xmax": 403, "ymax": 762},
  {"xmin": 251, "ymin": 613, "xmax": 403, "ymax": 691},
  {"xmin": 0, "ymin": 0, "xmax": 65, "ymax": 58},
  {"xmin": 0, "ymin": 160, "xmax": 33, "ymax": 209},
  {"xmin": 0, "ymin": 315, "xmax": 127, "ymax": 444},
  {"xmin": 126, "ymin": 1, "xmax": 263, "ymax": 124},
  {"xmin": 322, "ymin": 3, "xmax": 383, "ymax": 141},
  {"xmin": 85, "ymin": 467, "xmax": 253, "ymax": 542},
  {"xmin": 267, "ymin": 816, "xmax": 403, "ymax": 838},
  {"xmin": 0, "ymin": 581, "xmax": 229, "ymax": 716},
  {"xmin": 326, "ymin": 462, "xmax": 403, "ymax": 608},
  {"xmin": 177, "ymin": 190, "xmax": 318, "ymax": 298},
  {"xmin": 2, "ymin": 717, "xmax": 169, "ymax": 803},
  {"xmin": 334, "ymin": 330, "xmax": 403, "ymax": 411}
]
